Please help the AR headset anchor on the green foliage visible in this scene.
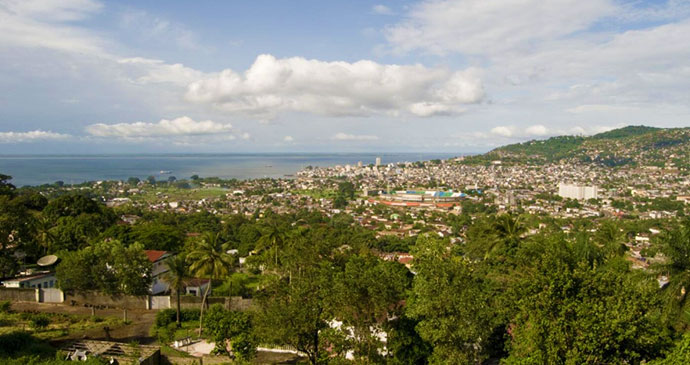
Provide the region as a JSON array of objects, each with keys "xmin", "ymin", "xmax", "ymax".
[
  {"xmin": 385, "ymin": 316, "xmax": 432, "ymax": 365},
  {"xmin": 408, "ymin": 234, "xmax": 501, "ymax": 363},
  {"xmin": 131, "ymin": 223, "xmax": 184, "ymax": 251},
  {"xmin": 30, "ymin": 314, "xmax": 50, "ymax": 330},
  {"xmin": 329, "ymin": 254, "xmax": 411, "ymax": 362},
  {"xmin": 0, "ymin": 332, "xmax": 56, "ymax": 359},
  {"xmin": 0, "ymin": 300, "xmax": 11, "ymax": 313},
  {"xmin": 474, "ymin": 126, "xmax": 690, "ymax": 167},
  {"xmin": 0, "ymin": 174, "xmax": 17, "ymax": 197},
  {"xmin": 256, "ymin": 264, "xmax": 334, "ymax": 365},
  {"xmin": 204, "ymin": 305, "xmax": 256, "ymax": 361},
  {"xmin": 591, "ymin": 125, "xmax": 660, "ymax": 140},
  {"xmin": 213, "ymin": 272, "xmax": 258, "ymax": 297},
  {"xmin": 651, "ymin": 220, "xmax": 690, "ymax": 330},
  {"xmin": 56, "ymin": 240, "xmax": 152, "ymax": 295},
  {"xmin": 504, "ymin": 237, "xmax": 671, "ymax": 364},
  {"xmin": 43, "ymin": 194, "xmax": 103, "ymax": 221},
  {"xmin": 651, "ymin": 333, "xmax": 690, "ymax": 364},
  {"xmin": 154, "ymin": 308, "xmax": 201, "ymax": 328}
]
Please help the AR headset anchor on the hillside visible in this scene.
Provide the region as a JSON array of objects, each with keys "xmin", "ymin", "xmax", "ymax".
[{"xmin": 463, "ymin": 125, "xmax": 690, "ymax": 168}]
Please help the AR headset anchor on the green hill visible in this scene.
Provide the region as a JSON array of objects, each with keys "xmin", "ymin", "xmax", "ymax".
[{"xmin": 462, "ymin": 125, "xmax": 690, "ymax": 168}]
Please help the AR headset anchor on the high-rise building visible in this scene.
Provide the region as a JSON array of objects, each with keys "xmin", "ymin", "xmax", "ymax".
[
  {"xmin": 558, "ymin": 182, "xmax": 598, "ymax": 200},
  {"xmin": 375, "ymin": 157, "xmax": 381, "ymax": 166}
]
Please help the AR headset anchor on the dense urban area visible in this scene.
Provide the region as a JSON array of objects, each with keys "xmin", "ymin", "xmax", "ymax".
[{"xmin": 2, "ymin": 126, "xmax": 690, "ymax": 364}]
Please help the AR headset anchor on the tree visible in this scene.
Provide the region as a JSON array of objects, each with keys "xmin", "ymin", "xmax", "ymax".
[
  {"xmin": 594, "ymin": 220, "xmax": 626, "ymax": 257},
  {"xmin": 205, "ymin": 305, "xmax": 256, "ymax": 361},
  {"xmin": 127, "ymin": 177, "xmax": 140, "ymax": 186},
  {"xmin": 163, "ymin": 254, "xmax": 188, "ymax": 328},
  {"xmin": 492, "ymin": 213, "xmax": 526, "ymax": 255},
  {"xmin": 329, "ymin": 254, "xmax": 411, "ymax": 362},
  {"xmin": 0, "ymin": 174, "xmax": 16, "ymax": 197},
  {"xmin": 186, "ymin": 233, "xmax": 234, "ymax": 337},
  {"xmin": 504, "ymin": 237, "xmax": 670, "ymax": 364},
  {"xmin": 56, "ymin": 240, "xmax": 152, "ymax": 295},
  {"xmin": 384, "ymin": 315, "xmax": 432, "ymax": 365},
  {"xmin": 257, "ymin": 219, "xmax": 287, "ymax": 269},
  {"xmin": 408, "ymin": 234, "xmax": 502, "ymax": 363},
  {"xmin": 132, "ymin": 223, "xmax": 184, "ymax": 251},
  {"xmin": 256, "ymin": 264, "xmax": 333, "ymax": 365},
  {"xmin": 652, "ymin": 220, "xmax": 690, "ymax": 330},
  {"xmin": 43, "ymin": 194, "xmax": 103, "ymax": 222},
  {"xmin": 109, "ymin": 242, "xmax": 152, "ymax": 295}
]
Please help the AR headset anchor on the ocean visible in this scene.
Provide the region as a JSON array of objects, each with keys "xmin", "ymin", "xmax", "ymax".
[{"xmin": 0, "ymin": 153, "xmax": 460, "ymax": 187}]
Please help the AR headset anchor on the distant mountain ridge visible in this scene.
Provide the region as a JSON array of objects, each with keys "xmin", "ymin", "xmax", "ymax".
[{"xmin": 463, "ymin": 125, "xmax": 690, "ymax": 168}]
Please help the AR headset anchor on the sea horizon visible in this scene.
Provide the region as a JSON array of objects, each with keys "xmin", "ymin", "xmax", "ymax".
[{"xmin": 0, "ymin": 152, "xmax": 467, "ymax": 187}]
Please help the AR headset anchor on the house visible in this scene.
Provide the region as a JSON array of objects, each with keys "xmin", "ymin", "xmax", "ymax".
[
  {"xmin": 184, "ymin": 278, "xmax": 210, "ymax": 297},
  {"xmin": 1, "ymin": 272, "xmax": 57, "ymax": 289},
  {"xmin": 145, "ymin": 250, "xmax": 174, "ymax": 295}
]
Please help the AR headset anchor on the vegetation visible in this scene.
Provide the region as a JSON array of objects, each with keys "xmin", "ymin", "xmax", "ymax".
[
  {"xmin": 6, "ymin": 164, "xmax": 690, "ymax": 363},
  {"xmin": 463, "ymin": 125, "xmax": 690, "ymax": 167}
]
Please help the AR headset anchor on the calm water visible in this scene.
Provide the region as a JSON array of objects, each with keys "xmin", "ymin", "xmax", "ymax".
[{"xmin": 0, "ymin": 153, "xmax": 459, "ymax": 187}]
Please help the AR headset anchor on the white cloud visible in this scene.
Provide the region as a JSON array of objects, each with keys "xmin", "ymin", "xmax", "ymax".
[
  {"xmin": 525, "ymin": 124, "xmax": 548, "ymax": 136},
  {"xmin": 386, "ymin": 0, "xmax": 614, "ymax": 56},
  {"xmin": 283, "ymin": 135, "xmax": 294, "ymax": 142},
  {"xmin": 331, "ymin": 133, "xmax": 380, "ymax": 141},
  {"xmin": 0, "ymin": 130, "xmax": 71, "ymax": 143},
  {"xmin": 185, "ymin": 54, "xmax": 484, "ymax": 118},
  {"xmin": 85, "ymin": 116, "xmax": 233, "ymax": 138},
  {"xmin": 372, "ymin": 4, "xmax": 394, "ymax": 15},
  {"xmin": 488, "ymin": 124, "xmax": 620, "ymax": 140},
  {"xmin": 0, "ymin": 0, "xmax": 107, "ymax": 55},
  {"xmin": 490, "ymin": 126, "xmax": 513, "ymax": 138},
  {"xmin": 117, "ymin": 57, "xmax": 205, "ymax": 86}
]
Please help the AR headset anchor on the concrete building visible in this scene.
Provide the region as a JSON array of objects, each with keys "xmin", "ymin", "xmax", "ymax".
[
  {"xmin": 145, "ymin": 250, "xmax": 174, "ymax": 294},
  {"xmin": 558, "ymin": 182, "xmax": 598, "ymax": 200},
  {"xmin": 375, "ymin": 157, "xmax": 381, "ymax": 166},
  {"xmin": 2, "ymin": 272, "xmax": 56, "ymax": 289}
]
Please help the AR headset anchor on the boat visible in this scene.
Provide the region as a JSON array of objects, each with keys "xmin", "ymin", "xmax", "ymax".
[{"xmin": 160, "ymin": 170, "xmax": 172, "ymax": 174}]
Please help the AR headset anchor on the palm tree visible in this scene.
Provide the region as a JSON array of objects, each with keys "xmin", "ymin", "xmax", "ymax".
[
  {"xmin": 186, "ymin": 232, "xmax": 234, "ymax": 337},
  {"xmin": 257, "ymin": 219, "xmax": 287, "ymax": 268},
  {"xmin": 485, "ymin": 214, "xmax": 526, "ymax": 259},
  {"xmin": 33, "ymin": 216, "xmax": 55, "ymax": 256},
  {"xmin": 163, "ymin": 254, "xmax": 188, "ymax": 328},
  {"xmin": 653, "ymin": 221, "xmax": 690, "ymax": 329}
]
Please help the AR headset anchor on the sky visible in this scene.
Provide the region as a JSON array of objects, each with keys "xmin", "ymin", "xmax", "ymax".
[{"xmin": 0, "ymin": 0, "xmax": 689, "ymax": 154}]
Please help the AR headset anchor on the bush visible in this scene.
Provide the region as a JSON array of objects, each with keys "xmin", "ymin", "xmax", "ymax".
[
  {"xmin": 0, "ymin": 332, "xmax": 55, "ymax": 358},
  {"xmin": 0, "ymin": 300, "xmax": 11, "ymax": 313},
  {"xmin": 30, "ymin": 314, "xmax": 50, "ymax": 330},
  {"xmin": 154, "ymin": 308, "xmax": 200, "ymax": 328}
]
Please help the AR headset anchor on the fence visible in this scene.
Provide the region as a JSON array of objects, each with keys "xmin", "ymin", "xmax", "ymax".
[{"xmin": 0, "ymin": 288, "xmax": 252, "ymax": 311}]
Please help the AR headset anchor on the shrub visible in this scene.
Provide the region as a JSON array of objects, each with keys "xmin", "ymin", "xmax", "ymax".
[
  {"xmin": 30, "ymin": 314, "xmax": 50, "ymax": 330},
  {"xmin": 0, "ymin": 300, "xmax": 11, "ymax": 313},
  {"xmin": 155, "ymin": 308, "xmax": 200, "ymax": 328},
  {"xmin": 0, "ymin": 332, "xmax": 55, "ymax": 358}
]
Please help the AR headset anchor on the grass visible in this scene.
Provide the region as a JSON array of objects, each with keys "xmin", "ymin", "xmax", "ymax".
[
  {"xmin": 128, "ymin": 186, "xmax": 230, "ymax": 203},
  {"xmin": 0, "ymin": 311, "xmax": 124, "ymax": 341},
  {"xmin": 291, "ymin": 188, "xmax": 337, "ymax": 199}
]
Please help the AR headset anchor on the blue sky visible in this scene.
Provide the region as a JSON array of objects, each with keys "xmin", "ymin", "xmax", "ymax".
[{"xmin": 0, "ymin": 0, "xmax": 689, "ymax": 154}]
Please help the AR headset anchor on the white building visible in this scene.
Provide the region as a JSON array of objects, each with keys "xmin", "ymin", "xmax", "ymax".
[
  {"xmin": 375, "ymin": 157, "xmax": 382, "ymax": 166},
  {"xmin": 145, "ymin": 250, "xmax": 174, "ymax": 294},
  {"xmin": 2, "ymin": 272, "xmax": 56, "ymax": 289},
  {"xmin": 558, "ymin": 182, "xmax": 598, "ymax": 200}
]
